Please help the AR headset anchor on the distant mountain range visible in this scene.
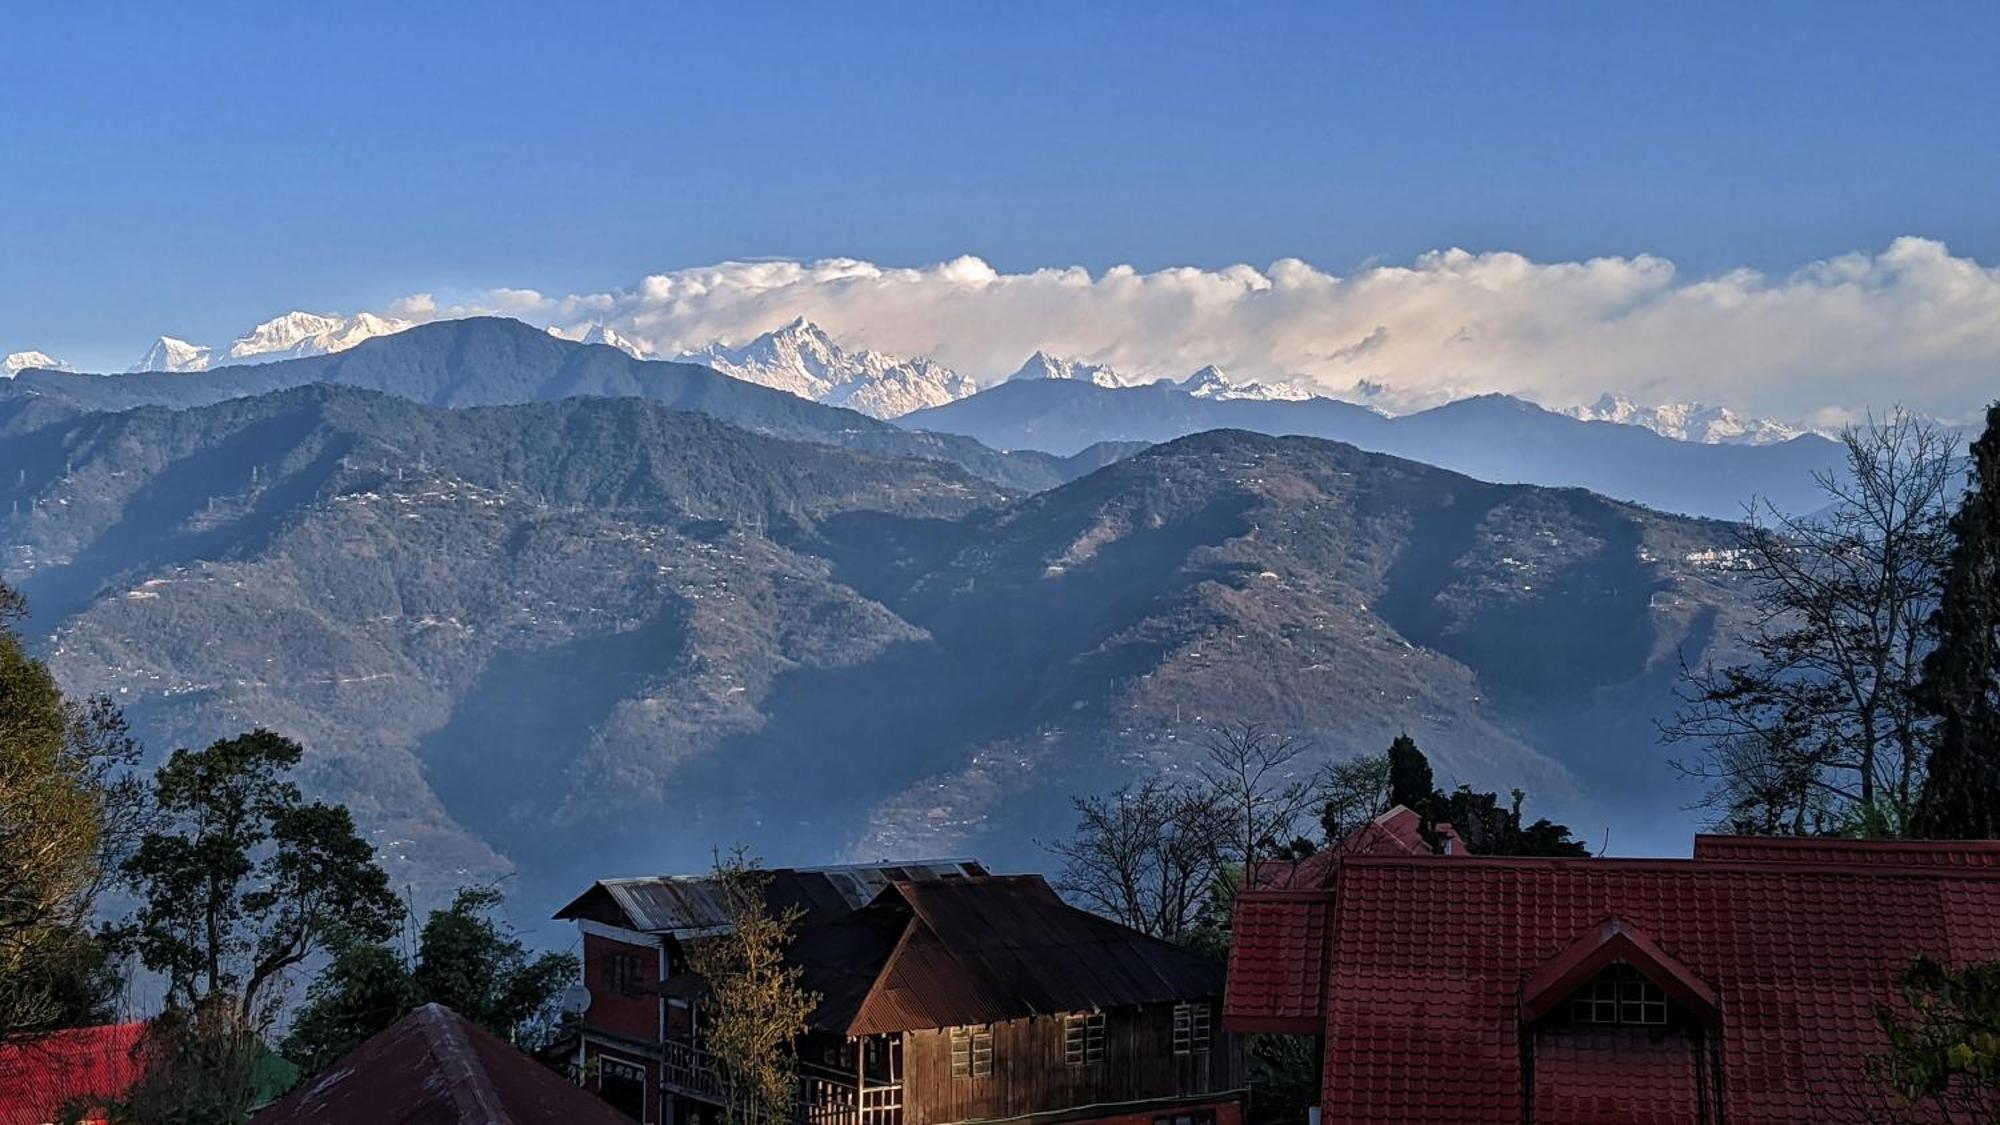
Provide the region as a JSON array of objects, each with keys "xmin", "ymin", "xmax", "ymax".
[
  {"xmin": 12, "ymin": 314, "xmax": 1810, "ymax": 450},
  {"xmin": 674, "ymin": 317, "xmax": 979, "ymax": 417},
  {"xmin": 1562, "ymin": 393, "xmax": 1807, "ymax": 445},
  {"xmin": 2, "ymin": 318, "xmax": 1110, "ymax": 493},
  {"xmin": 900, "ymin": 379, "xmax": 1845, "ymax": 520},
  {"xmin": 0, "ymin": 383, "xmax": 1758, "ymax": 914},
  {"xmin": 127, "ymin": 311, "xmax": 414, "ymax": 373}
]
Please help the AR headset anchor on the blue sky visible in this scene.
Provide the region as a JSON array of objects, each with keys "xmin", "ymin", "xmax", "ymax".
[{"xmin": 4, "ymin": 2, "xmax": 1999, "ymax": 385}]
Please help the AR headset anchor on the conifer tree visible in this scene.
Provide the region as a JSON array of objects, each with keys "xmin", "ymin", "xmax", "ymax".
[{"xmin": 1913, "ymin": 403, "xmax": 2000, "ymax": 838}]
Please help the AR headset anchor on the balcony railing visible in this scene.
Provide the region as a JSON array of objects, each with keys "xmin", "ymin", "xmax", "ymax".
[
  {"xmin": 800, "ymin": 1075, "xmax": 902, "ymax": 1125},
  {"xmin": 662, "ymin": 1039, "xmax": 729, "ymax": 1104},
  {"xmin": 658, "ymin": 1042, "xmax": 903, "ymax": 1125}
]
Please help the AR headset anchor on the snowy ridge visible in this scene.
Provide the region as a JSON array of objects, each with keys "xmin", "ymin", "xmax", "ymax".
[
  {"xmin": 127, "ymin": 311, "xmax": 412, "ymax": 373},
  {"xmin": 675, "ymin": 317, "xmax": 975, "ymax": 418},
  {"xmin": 1564, "ymin": 393, "xmax": 1807, "ymax": 445},
  {"xmin": 3, "ymin": 350, "xmax": 73, "ymax": 378},
  {"xmin": 1178, "ymin": 364, "xmax": 1312, "ymax": 402},
  {"xmin": 1007, "ymin": 351, "xmax": 1138, "ymax": 388}
]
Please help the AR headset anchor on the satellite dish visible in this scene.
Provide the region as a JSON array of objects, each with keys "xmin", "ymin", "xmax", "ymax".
[{"xmin": 561, "ymin": 984, "xmax": 592, "ymax": 1015}]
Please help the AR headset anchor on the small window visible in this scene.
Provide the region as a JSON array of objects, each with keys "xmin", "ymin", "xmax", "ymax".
[
  {"xmin": 1064, "ymin": 1011, "xmax": 1105, "ymax": 1066},
  {"xmin": 602, "ymin": 951, "xmax": 644, "ymax": 997},
  {"xmin": 950, "ymin": 1025, "xmax": 994, "ymax": 1078},
  {"xmin": 1569, "ymin": 964, "xmax": 1668, "ymax": 1026},
  {"xmin": 1172, "ymin": 1002, "xmax": 1212, "ymax": 1055}
]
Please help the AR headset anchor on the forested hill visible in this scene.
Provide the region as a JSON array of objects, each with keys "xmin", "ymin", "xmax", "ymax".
[{"xmin": 2, "ymin": 387, "xmax": 1758, "ymax": 915}]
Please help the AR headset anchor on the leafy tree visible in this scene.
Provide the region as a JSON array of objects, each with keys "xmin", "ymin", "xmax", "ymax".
[
  {"xmin": 413, "ymin": 887, "xmax": 576, "ymax": 1044},
  {"xmin": 1869, "ymin": 955, "xmax": 2000, "ymax": 1121},
  {"xmin": 684, "ymin": 849, "xmax": 818, "ymax": 1125},
  {"xmin": 282, "ymin": 886, "xmax": 578, "ymax": 1074},
  {"xmin": 1666, "ymin": 411, "xmax": 1956, "ymax": 834},
  {"xmin": 0, "ymin": 580, "xmax": 144, "ymax": 1041},
  {"xmin": 1913, "ymin": 403, "xmax": 2000, "ymax": 839},
  {"xmin": 122, "ymin": 729, "xmax": 402, "ymax": 1025},
  {"xmin": 1046, "ymin": 779, "xmax": 1231, "ymax": 944},
  {"xmin": 280, "ymin": 936, "xmax": 420, "ymax": 1074}
]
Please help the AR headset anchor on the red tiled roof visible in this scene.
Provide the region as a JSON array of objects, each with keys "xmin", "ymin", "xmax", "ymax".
[
  {"xmin": 1694, "ymin": 834, "xmax": 2000, "ymax": 868},
  {"xmin": 0, "ymin": 1023, "xmax": 148, "ymax": 1125},
  {"xmin": 1314, "ymin": 853, "xmax": 2000, "ymax": 1123},
  {"xmin": 254, "ymin": 1003, "xmax": 634, "ymax": 1124},
  {"xmin": 1223, "ymin": 890, "xmax": 1332, "ymax": 1033},
  {"xmin": 1249, "ymin": 807, "xmax": 1467, "ymax": 890}
]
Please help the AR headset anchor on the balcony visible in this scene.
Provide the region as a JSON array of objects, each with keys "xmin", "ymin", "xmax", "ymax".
[
  {"xmin": 800, "ymin": 1074, "xmax": 903, "ymax": 1125},
  {"xmin": 662, "ymin": 1039, "xmax": 729, "ymax": 1104},
  {"xmin": 660, "ymin": 1042, "xmax": 902, "ymax": 1125}
]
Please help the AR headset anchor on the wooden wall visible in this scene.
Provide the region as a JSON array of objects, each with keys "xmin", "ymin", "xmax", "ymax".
[{"xmin": 902, "ymin": 1003, "xmax": 1244, "ymax": 1125}]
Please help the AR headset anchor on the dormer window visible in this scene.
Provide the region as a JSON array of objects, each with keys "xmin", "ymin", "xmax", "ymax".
[{"xmin": 1568, "ymin": 963, "xmax": 1668, "ymax": 1026}]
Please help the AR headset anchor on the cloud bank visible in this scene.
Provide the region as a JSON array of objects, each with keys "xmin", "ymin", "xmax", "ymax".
[{"xmin": 399, "ymin": 238, "xmax": 2000, "ymax": 425}]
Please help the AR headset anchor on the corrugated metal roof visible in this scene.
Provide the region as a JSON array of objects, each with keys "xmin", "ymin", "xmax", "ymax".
[
  {"xmin": 554, "ymin": 859, "xmax": 986, "ymax": 935},
  {"xmin": 253, "ymin": 1003, "xmax": 635, "ymax": 1124},
  {"xmin": 805, "ymin": 875, "xmax": 1227, "ymax": 1036}
]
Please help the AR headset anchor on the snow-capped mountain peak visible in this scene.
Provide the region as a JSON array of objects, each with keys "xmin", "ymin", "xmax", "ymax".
[
  {"xmin": 581, "ymin": 324, "xmax": 651, "ymax": 358},
  {"xmin": 675, "ymin": 320, "xmax": 975, "ymax": 419},
  {"xmin": 1564, "ymin": 392, "xmax": 1806, "ymax": 445},
  {"xmin": 221, "ymin": 310, "xmax": 410, "ymax": 364},
  {"xmin": 1007, "ymin": 351, "xmax": 1133, "ymax": 387},
  {"xmin": 1174, "ymin": 364, "xmax": 1312, "ymax": 402},
  {"xmin": 2, "ymin": 350, "xmax": 74, "ymax": 378},
  {"xmin": 129, "ymin": 336, "xmax": 214, "ymax": 373},
  {"xmin": 127, "ymin": 311, "xmax": 412, "ymax": 373}
]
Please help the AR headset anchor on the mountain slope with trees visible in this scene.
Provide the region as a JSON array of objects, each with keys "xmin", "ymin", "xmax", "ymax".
[{"xmin": 1, "ymin": 388, "xmax": 1760, "ymax": 913}]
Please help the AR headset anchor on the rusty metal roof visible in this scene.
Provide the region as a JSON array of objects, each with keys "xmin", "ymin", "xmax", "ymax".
[
  {"xmin": 253, "ymin": 1003, "xmax": 634, "ymax": 1124},
  {"xmin": 553, "ymin": 859, "xmax": 987, "ymax": 936},
  {"xmin": 800, "ymin": 875, "xmax": 1227, "ymax": 1036}
]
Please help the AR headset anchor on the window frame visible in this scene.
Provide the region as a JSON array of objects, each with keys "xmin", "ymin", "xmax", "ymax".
[
  {"xmin": 1064, "ymin": 1010, "xmax": 1106, "ymax": 1067},
  {"xmin": 1568, "ymin": 964, "xmax": 1670, "ymax": 1027},
  {"xmin": 1172, "ymin": 1001, "xmax": 1212, "ymax": 1055},
  {"xmin": 950, "ymin": 1024, "xmax": 995, "ymax": 1078}
]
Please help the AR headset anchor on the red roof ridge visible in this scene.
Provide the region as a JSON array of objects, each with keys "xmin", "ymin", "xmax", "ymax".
[
  {"xmin": 1335, "ymin": 850, "xmax": 2000, "ymax": 879},
  {"xmin": 1695, "ymin": 833, "xmax": 2000, "ymax": 853},
  {"xmin": 413, "ymin": 1004, "xmax": 511, "ymax": 1124},
  {"xmin": 1520, "ymin": 916, "xmax": 1721, "ymax": 1025}
]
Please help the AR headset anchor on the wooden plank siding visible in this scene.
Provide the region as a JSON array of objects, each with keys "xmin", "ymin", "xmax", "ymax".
[{"xmin": 902, "ymin": 1003, "xmax": 1243, "ymax": 1125}]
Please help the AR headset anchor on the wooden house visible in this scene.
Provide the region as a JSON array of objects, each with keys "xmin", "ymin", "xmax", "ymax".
[{"xmin": 555, "ymin": 861, "xmax": 1244, "ymax": 1125}]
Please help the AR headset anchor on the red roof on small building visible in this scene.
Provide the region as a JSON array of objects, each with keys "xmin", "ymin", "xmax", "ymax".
[
  {"xmin": 0, "ymin": 1022, "xmax": 148, "ymax": 1125},
  {"xmin": 1249, "ymin": 806, "xmax": 1466, "ymax": 890},
  {"xmin": 254, "ymin": 1003, "xmax": 634, "ymax": 1124},
  {"xmin": 1226, "ymin": 841, "xmax": 2000, "ymax": 1123}
]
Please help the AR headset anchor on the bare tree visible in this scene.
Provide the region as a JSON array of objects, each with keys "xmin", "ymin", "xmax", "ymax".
[
  {"xmin": 1316, "ymin": 753, "xmax": 1394, "ymax": 850},
  {"xmin": 1045, "ymin": 779, "xmax": 1230, "ymax": 943},
  {"xmin": 1665, "ymin": 410, "xmax": 1957, "ymax": 833},
  {"xmin": 1199, "ymin": 722, "xmax": 1321, "ymax": 870}
]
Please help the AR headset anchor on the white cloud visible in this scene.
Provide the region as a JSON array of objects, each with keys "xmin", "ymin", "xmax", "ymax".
[{"xmin": 385, "ymin": 238, "xmax": 2000, "ymax": 424}]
